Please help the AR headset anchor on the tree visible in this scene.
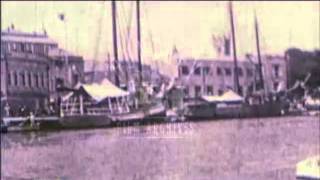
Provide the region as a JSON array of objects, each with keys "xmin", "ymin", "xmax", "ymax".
[{"xmin": 285, "ymin": 48, "xmax": 320, "ymax": 89}]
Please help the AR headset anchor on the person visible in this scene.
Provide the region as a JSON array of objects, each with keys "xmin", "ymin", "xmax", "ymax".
[
  {"xmin": 29, "ymin": 112, "xmax": 35, "ymax": 127},
  {"xmin": 4, "ymin": 103, "xmax": 10, "ymax": 117}
]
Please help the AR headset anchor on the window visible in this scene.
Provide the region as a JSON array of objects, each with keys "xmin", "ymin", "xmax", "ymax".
[
  {"xmin": 44, "ymin": 45, "xmax": 49, "ymax": 54},
  {"xmin": 28, "ymin": 72, "xmax": 32, "ymax": 87},
  {"xmin": 225, "ymin": 68, "xmax": 232, "ymax": 76},
  {"xmin": 246, "ymin": 68, "xmax": 253, "ymax": 77},
  {"xmin": 273, "ymin": 82, "xmax": 279, "ymax": 91},
  {"xmin": 26, "ymin": 43, "xmax": 32, "ymax": 53},
  {"xmin": 30, "ymin": 44, "xmax": 34, "ymax": 53},
  {"xmin": 180, "ymin": 66, "xmax": 189, "ymax": 75},
  {"xmin": 13, "ymin": 72, "xmax": 18, "ymax": 86},
  {"xmin": 184, "ymin": 87, "xmax": 189, "ymax": 96},
  {"xmin": 20, "ymin": 72, "xmax": 26, "ymax": 86},
  {"xmin": 38, "ymin": 73, "xmax": 42, "ymax": 88},
  {"xmin": 207, "ymin": 86, "xmax": 213, "ymax": 95},
  {"xmin": 273, "ymin": 64, "xmax": 280, "ymax": 78},
  {"xmin": 42, "ymin": 73, "xmax": 46, "ymax": 88},
  {"xmin": 224, "ymin": 38, "xmax": 231, "ymax": 56},
  {"xmin": 194, "ymin": 67, "xmax": 201, "ymax": 76},
  {"xmin": 7, "ymin": 72, "xmax": 11, "ymax": 86},
  {"xmin": 195, "ymin": 86, "xmax": 201, "ymax": 97},
  {"xmin": 72, "ymin": 74, "xmax": 79, "ymax": 86},
  {"xmin": 34, "ymin": 73, "xmax": 39, "ymax": 88},
  {"xmin": 21, "ymin": 43, "xmax": 25, "ymax": 52},
  {"xmin": 217, "ymin": 67, "xmax": 222, "ymax": 76},
  {"xmin": 56, "ymin": 78, "xmax": 64, "ymax": 89},
  {"xmin": 236, "ymin": 67, "xmax": 243, "ymax": 77},
  {"xmin": 1, "ymin": 42, "xmax": 6, "ymax": 53},
  {"xmin": 203, "ymin": 67, "xmax": 210, "ymax": 76},
  {"xmin": 12, "ymin": 43, "xmax": 17, "ymax": 51}
]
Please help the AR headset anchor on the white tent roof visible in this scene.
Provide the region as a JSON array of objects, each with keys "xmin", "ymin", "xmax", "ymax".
[
  {"xmin": 202, "ymin": 90, "xmax": 244, "ymax": 103},
  {"xmin": 62, "ymin": 78, "xmax": 129, "ymax": 102}
]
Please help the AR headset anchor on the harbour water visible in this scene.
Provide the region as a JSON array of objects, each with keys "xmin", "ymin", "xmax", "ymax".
[{"xmin": 1, "ymin": 116, "xmax": 319, "ymax": 180}]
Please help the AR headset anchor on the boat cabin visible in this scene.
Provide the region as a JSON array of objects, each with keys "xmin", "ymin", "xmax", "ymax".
[{"xmin": 60, "ymin": 79, "xmax": 131, "ymax": 117}]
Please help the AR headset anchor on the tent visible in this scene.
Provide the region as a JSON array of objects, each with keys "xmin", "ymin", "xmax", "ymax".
[
  {"xmin": 62, "ymin": 78, "xmax": 129, "ymax": 102},
  {"xmin": 202, "ymin": 90, "xmax": 244, "ymax": 103}
]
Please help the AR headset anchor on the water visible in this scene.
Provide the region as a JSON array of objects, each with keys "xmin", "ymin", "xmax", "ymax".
[{"xmin": 1, "ymin": 116, "xmax": 319, "ymax": 180}]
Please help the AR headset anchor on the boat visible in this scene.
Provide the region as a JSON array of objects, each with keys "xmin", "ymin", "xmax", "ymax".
[
  {"xmin": 2, "ymin": 117, "xmax": 41, "ymax": 133},
  {"xmin": 1, "ymin": 121, "xmax": 8, "ymax": 133},
  {"xmin": 60, "ymin": 78, "xmax": 165, "ymax": 126},
  {"xmin": 58, "ymin": 1, "xmax": 165, "ymax": 128},
  {"xmin": 6, "ymin": 124, "xmax": 40, "ymax": 133},
  {"xmin": 179, "ymin": 2, "xmax": 286, "ymax": 121},
  {"xmin": 296, "ymin": 156, "xmax": 320, "ymax": 180}
]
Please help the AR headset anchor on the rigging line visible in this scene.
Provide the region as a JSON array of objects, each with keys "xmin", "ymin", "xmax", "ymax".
[
  {"xmin": 118, "ymin": 2, "xmax": 131, "ymax": 62},
  {"xmin": 143, "ymin": 4, "xmax": 155, "ymax": 56},
  {"xmin": 116, "ymin": 2, "xmax": 130, "ymax": 84},
  {"xmin": 91, "ymin": 2, "xmax": 105, "ymax": 82},
  {"xmin": 120, "ymin": 1, "xmax": 134, "ymax": 64},
  {"xmin": 143, "ymin": 3, "xmax": 158, "ymax": 71}
]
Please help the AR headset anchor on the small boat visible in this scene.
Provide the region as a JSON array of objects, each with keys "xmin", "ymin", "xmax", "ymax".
[
  {"xmin": 296, "ymin": 156, "xmax": 320, "ymax": 180},
  {"xmin": 6, "ymin": 124, "xmax": 40, "ymax": 133}
]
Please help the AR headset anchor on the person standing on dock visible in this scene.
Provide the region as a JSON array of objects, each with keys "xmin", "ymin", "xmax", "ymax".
[
  {"xmin": 4, "ymin": 103, "xmax": 10, "ymax": 117},
  {"xmin": 29, "ymin": 112, "xmax": 35, "ymax": 127}
]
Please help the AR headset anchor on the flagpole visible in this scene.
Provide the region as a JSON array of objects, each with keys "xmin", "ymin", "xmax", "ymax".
[{"xmin": 58, "ymin": 13, "xmax": 71, "ymax": 87}]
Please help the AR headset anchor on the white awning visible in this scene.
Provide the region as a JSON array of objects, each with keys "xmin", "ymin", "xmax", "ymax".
[
  {"xmin": 202, "ymin": 90, "xmax": 244, "ymax": 103},
  {"xmin": 62, "ymin": 78, "xmax": 129, "ymax": 102}
]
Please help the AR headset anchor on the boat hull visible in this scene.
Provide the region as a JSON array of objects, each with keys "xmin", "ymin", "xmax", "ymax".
[
  {"xmin": 185, "ymin": 101, "xmax": 283, "ymax": 120},
  {"xmin": 60, "ymin": 115, "xmax": 112, "ymax": 129}
]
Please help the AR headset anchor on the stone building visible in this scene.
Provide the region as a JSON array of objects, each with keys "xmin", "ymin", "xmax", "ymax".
[{"xmin": 1, "ymin": 26, "xmax": 84, "ymax": 115}]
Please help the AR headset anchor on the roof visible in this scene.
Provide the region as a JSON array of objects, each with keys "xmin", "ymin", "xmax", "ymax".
[
  {"xmin": 202, "ymin": 90, "xmax": 244, "ymax": 103},
  {"xmin": 1, "ymin": 33, "xmax": 57, "ymax": 44},
  {"xmin": 48, "ymin": 48, "xmax": 77, "ymax": 58},
  {"xmin": 62, "ymin": 78, "xmax": 129, "ymax": 102}
]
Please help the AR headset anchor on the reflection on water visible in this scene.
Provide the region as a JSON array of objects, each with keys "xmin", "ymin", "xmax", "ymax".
[{"xmin": 1, "ymin": 116, "xmax": 320, "ymax": 180}]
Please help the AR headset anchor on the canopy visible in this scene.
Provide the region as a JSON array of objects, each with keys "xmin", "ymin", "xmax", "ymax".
[
  {"xmin": 202, "ymin": 90, "xmax": 244, "ymax": 103},
  {"xmin": 296, "ymin": 156, "xmax": 320, "ymax": 179},
  {"xmin": 62, "ymin": 78, "xmax": 129, "ymax": 102}
]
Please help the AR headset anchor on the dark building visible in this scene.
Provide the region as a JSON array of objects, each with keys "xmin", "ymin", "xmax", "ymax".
[{"xmin": 285, "ymin": 48, "xmax": 320, "ymax": 89}]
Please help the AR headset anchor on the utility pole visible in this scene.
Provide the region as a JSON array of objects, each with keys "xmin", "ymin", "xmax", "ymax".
[
  {"xmin": 228, "ymin": 1, "xmax": 241, "ymax": 94},
  {"xmin": 136, "ymin": 0, "xmax": 143, "ymax": 86},
  {"xmin": 112, "ymin": 0, "xmax": 120, "ymax": 87}
]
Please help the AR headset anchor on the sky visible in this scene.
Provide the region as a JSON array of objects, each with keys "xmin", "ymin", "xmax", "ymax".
[{"xmin": 1, "ymin": 1, "xmax": 319, "ymax": 65}]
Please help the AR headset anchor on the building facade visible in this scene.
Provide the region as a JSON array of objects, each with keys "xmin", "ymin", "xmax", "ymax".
[
  {"xmin": 1, "ymin": 26, "xmax": 84, "ymax": 114},
  {"xmin": 176, "ymin": 55, "xmax": 287, "ymax": 98},
  {"xmin": 84, "ymin": 60, "xmax": 165, "ymax": 89}
]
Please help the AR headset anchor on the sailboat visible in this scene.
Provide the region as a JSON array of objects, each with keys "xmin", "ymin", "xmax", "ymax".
[
  {"xmin": 59, "ymin": 1, "xmax": 165, "ymax": 127},
  {"xmin": 177, "ymin": 2, "xmax": 286, "ymax": 120}
]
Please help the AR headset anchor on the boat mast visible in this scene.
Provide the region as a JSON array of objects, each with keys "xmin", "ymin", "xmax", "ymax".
[
  {"xmin": 254, "ymin": 10, "xmax": 265, "ymax": 91},
  {"xmin": 228, "ymin": 1, "xmax": 241, "ymax": 94},
  {"xmin": 136, "ymin": 0, "xmax": 143, "ymax": 86},
  {"xmin": 112, "ymin": 0, "xmax": 120, "ymax": 87}
]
